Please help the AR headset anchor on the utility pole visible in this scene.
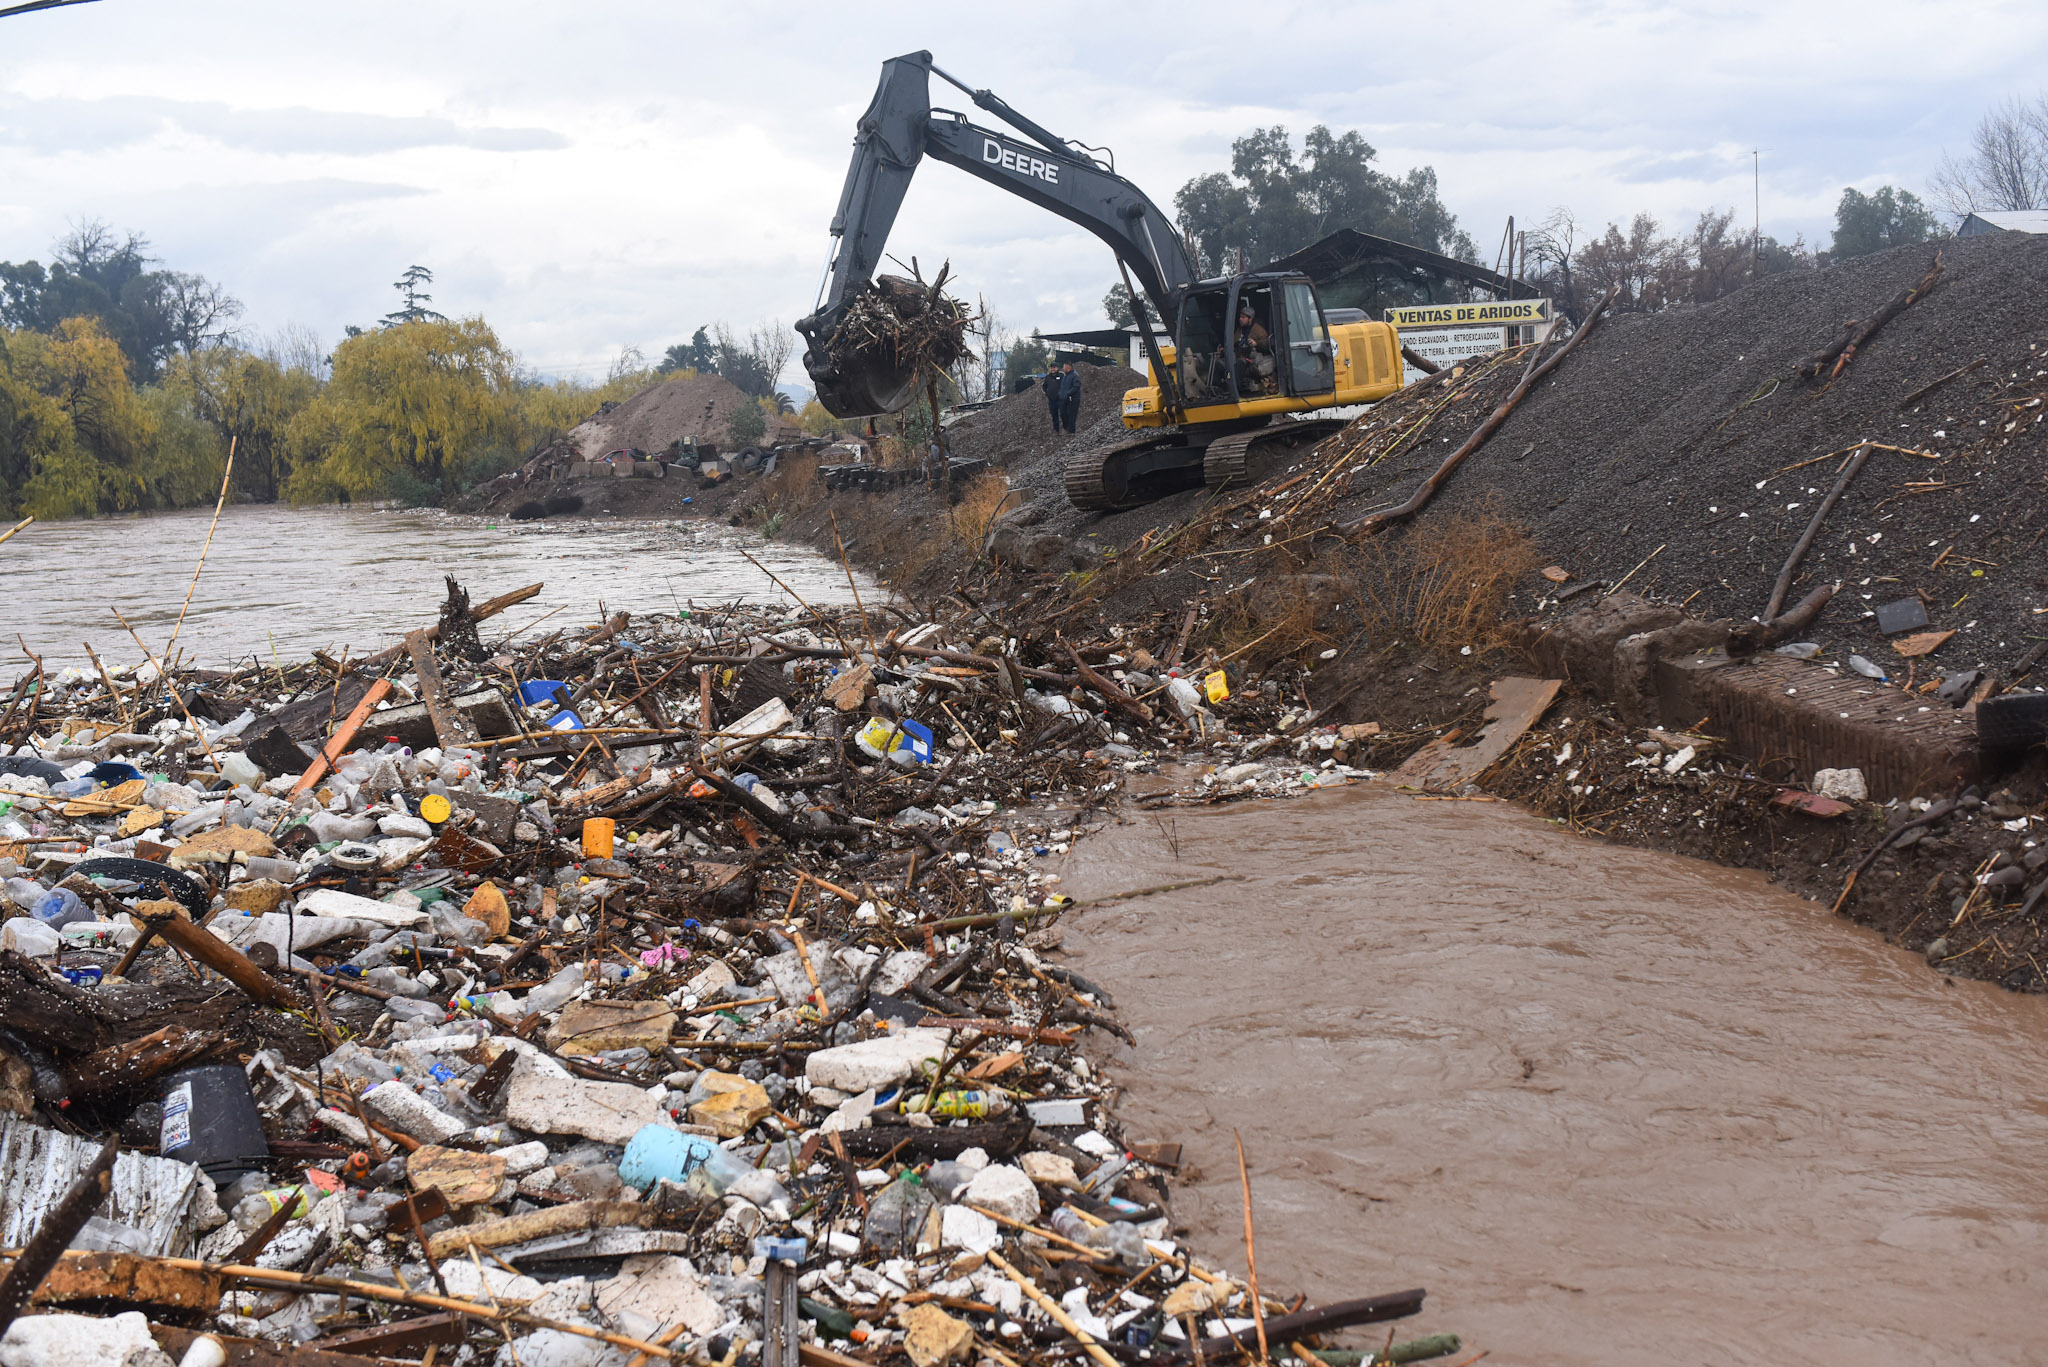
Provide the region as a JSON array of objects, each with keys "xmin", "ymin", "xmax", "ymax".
[{"xmin": 1752, "ymin": 149, "xmax": 1761, "ymax": 277}]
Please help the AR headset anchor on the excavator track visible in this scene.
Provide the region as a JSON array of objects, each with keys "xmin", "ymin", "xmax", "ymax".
[
  {"xmin": 1201, "ymin": 418, "xmax": 1351, "ymax": 490},
  {"xmin": 1064, "ymin": 432, "xmax": 1204, "ymax": 512}
]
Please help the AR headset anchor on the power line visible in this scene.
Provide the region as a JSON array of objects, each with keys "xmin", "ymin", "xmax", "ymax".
[{"xmin": 0, "ymin": 0, "xmax": 102, "ymax": 18}]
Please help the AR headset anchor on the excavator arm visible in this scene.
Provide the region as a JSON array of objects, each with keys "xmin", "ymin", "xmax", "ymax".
[{"xmin": 797, "ymin": 50, "xmax": 1197, "ymax": 417}]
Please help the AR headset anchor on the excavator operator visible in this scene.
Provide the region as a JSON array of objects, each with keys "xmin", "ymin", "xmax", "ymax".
[{"xmin": 1233, "ymin": 298, "xmax": 1277, "ymax": 395}]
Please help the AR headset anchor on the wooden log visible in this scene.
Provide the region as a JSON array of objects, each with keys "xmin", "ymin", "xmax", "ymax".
[
  {"xmin": 424, "ymin": 1198, "xmax": 649, "ymax": 1258},
  {"xmin": 1166, "ymin": 1291, "xmax": 1429, "ymax": 1365},
  {"xmin": 405, "ymin": 628, "xmax": 479, "ymax": 748},
  {"xmin": 1800, "ymin": 254, "xmax": 1943, "ymax": 380},
  {"xmin": 153, "ymin": 911, "xmax": 300, "ymax": 1009},
  {"xmin": 65, "ymin": 1025, "xmax": 229, "ymax": 1099},
  {"xmin": 356, "ymin": 582, "xmax": 543, "ymax": 668}
]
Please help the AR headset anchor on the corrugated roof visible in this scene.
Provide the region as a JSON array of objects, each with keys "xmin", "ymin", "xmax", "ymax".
[
  {"xmin": 0, "ymin": 1116, "xmax": 205, "ymax": 1256},
  {"xmin": 1960, "ymin": 210, "xmax": 2048, "ymax": 235}
]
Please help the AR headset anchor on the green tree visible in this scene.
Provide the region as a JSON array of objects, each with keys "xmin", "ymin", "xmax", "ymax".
[
  {"xmin": 0, "ymin": 222, "xmax": 241, "ymax": 380},
  {"xmin": 726, "ymin": 400, "xmax": 767, "ymax": 449},
  {"xmin": 662, "ymin": 327, "xmax": 715, "ymax": 373},
  {"xmin": 380, "ymin": 265, "xmax": 448, "ymax": 328},
  {"xmin": 287, "ymin": 317, "xmax": 519, "ymax": 503},
  {"xmin": 1101, "ymin": 284, "xmax": 1158, "ymax": 328},
  {"xmin": 164, "ymin": 346, "xmax": 320, "ymax": 502},
  {"xmin": 1004, "ymin": 331, "xmax": 1050, "ymax": 389},
  {"xmin": 1830, "ymin": 186, "xmax": 1939, "ymax": 259},
  {"xmin": 1173, "ymin": 126, "xmax": 1476, "ymax": 273}
]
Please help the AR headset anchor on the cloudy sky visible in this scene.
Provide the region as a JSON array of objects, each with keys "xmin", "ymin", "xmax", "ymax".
[{"xmin": 3, "ymin": 1, "xmax": 2043, "ymax": 387}]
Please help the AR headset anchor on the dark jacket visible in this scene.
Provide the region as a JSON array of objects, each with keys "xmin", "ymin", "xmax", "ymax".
[
  {"xmin": 1042, "ymin": 371, "xmax": 1061, "ymax": 407},
  {"xmin": 1058, "ymin": 370, "xmax": 1083, "ymax": 405}
]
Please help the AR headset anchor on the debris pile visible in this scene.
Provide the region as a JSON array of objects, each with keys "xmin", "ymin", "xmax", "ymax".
[
  {"xmin": 0, "ymin": 577, "xmax": 1449, "ymax": 1363},
  {"xmin": 837, "ymin": 273, "xmax": 971, "ymax": 381}
]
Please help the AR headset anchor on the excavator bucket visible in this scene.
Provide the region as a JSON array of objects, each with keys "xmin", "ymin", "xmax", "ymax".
[
  {"xmin": 797, "ymin": 319, "xmax": 920, "ymax": 418},
  {"xmin": 797, "ymin": 275, "xmax": 966, "ymax": 419}
]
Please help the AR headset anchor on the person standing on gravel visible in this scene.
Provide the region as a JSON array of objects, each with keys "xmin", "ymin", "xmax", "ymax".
[
  {"xmin": 1041, "ymin": 366, "xmax": 1062, "ymax": 432},
  {"xmin": 1059, "ymin": 362, "xmax": 1083, "ymax": 434}
]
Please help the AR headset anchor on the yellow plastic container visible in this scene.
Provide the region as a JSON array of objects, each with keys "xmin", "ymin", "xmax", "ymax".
[
  {"xmin": 418, "ymin": 792, "xmax": 451, "ymax": 825},
  {"xmin": 1203, "ymin": 669, "xmax": 1230, "ymax": 704},
  {"xmin": 581, "ymin": 817, "xmax": 615, "ymax": 859}
]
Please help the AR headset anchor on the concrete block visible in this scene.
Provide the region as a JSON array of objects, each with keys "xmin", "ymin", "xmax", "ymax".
[
  {"xmin": 806, "ymin": 1028, "xmax": 952, "ymax": 1094},
  {"xmin": 960, "ymin": 1163, "xmax": 1039, "ymax": 1223},
  {"xmin": 505, "ymin": 1070, "xmax": 670, "ymax": 1145}
]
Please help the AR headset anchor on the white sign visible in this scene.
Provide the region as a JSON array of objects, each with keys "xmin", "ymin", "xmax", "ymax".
[{"xmin": 1401, "ymin": 325, "xmax": 1509, "ymax": 384}]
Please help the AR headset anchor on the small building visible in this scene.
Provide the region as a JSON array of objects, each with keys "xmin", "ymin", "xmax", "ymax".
[{"xmin": 1957, "ymin": 210, "xmax": 2048, "ymax": 238}]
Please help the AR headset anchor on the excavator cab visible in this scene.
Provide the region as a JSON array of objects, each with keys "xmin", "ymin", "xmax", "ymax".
[{"xmin": 1175, "ymin": 274, "xmax": 1336, "ymax": 415}]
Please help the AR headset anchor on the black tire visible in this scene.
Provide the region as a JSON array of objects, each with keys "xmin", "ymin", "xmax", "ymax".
[{"xmin": 1978, "ymin": 691, "xmax": 2048, "ymax": 760}]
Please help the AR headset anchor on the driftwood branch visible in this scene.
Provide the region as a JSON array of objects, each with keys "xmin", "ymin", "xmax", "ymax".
[
  {"xmin": 1799, "ymin": 254, "xmax": 1943, "ymax": 381},
  {"xmin": 1345, "ymin": 285, "xmax": 1619, "ymax": 538},
  {"xmin": 1763, "ymin": 442, "xmax": 1872, "ymax": 621}
]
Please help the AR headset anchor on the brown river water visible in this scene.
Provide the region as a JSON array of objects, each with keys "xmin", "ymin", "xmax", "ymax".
[
  {"xmin": 8, "ymin": 505, "xmax": 871, "ymax": 669},
  {"xmin": 1057, "ymin": 784, "xmax": 2048, "ymax": 1366}
]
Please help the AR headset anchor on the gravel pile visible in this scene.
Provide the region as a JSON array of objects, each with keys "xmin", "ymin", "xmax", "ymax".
[
  {"xmin": 947, "ymin": 366, "xmax": 1144, "ymax": 481},
  {"xmin": 1334, "ymin": 231, "xmax": 2048, "ymax": 667}
]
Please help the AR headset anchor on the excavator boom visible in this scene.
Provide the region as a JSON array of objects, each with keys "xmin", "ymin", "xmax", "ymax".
[{"xmin": 797, "ymin": 51, "xmax": 1193, "ymax": 418}]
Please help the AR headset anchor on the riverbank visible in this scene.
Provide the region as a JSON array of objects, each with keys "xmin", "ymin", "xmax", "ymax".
[{"xmin": 459, "ymin": 232, "xmax": 2048, "ymax": 995}]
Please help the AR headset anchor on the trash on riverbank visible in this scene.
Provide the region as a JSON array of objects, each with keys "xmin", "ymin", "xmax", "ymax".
[{"xmin": 0, "ymin": 575, "xmax": 1449, "ymax": 1362}]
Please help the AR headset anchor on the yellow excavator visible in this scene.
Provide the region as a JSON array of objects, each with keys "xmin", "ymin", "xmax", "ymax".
[{"xmin": 795, "ymin": 51, "xmax": 1408, "ymax": 511}]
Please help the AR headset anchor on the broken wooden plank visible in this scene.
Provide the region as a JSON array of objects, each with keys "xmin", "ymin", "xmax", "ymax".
[
  {"xmin": 0, "ymin": 1251, "xmax": 224, "ymax": 1314},
  {"xmin": 291, "ymin": 677, "xmax": 393, "ymax": 799},
  {"xmin": 406, "ymin": 628, "xmax": 481, "ymax": 748},
  {"xmin": 1390, "ymin": 677, "xmax": 1563, "ymax": 794},
  {"xmin": 153, "ymin": 910, "xmax": 299, "ymax": 1009}
]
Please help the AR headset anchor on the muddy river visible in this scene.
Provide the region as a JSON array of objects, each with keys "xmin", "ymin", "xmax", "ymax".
[
  {"xmin": 8, "ymin": 505, "xmax": 874, "ymax": 668},
  {"xmin": 1058, "ymin": 785, "xmax": 2048, "ymax": 1365}
]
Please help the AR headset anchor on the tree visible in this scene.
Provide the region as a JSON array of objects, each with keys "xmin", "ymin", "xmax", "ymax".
[
  {"xmin": 726, "ymin": 399, "xmax": 766, "ymax": 449},
  {"xmin": 770, "ymin": 391, "xmax": 795, "ymax": 415},
  {"xmin": 0, "ymin": 220, "xmax": 241, "ymax": 379},
  {"xmin": 662, "ymin": 327, "xmax": 715, "ymax": 374},
  {"xmin": 1005, "ymin": 330, "xmax": 1050, "ymax": 389},
  {"xmin": 1571, "ymin": 214, "xmax": 1679, "ymax": 313},
  {"xmin": 606, "ymin": 343, "xmax": 648, "ymax": 385},
  {"xmin": 287, "ymin": 316, "xmax": 519, "ymax": 503},
  {"xmin": 165, "ymin": 346, "xmax": 319, "ymax": 502},
  {"xmin": 380, "ymin": 265, "xmax": 447, "ymax": 328},
  {"xmin": 1173, "ymin": 125, "xmax": 1476, "ymax": 274},
  {"xmin": 1831, "ymin": 186, "xmax": 1939, "ymax": 259},
  {"xmin": 1931, "ymin": 94, "xmax": 2048, "ymax": 216},
  {"xmin": 1102, "ymin": 283, "xmax": 1158, "ymax": 329}
]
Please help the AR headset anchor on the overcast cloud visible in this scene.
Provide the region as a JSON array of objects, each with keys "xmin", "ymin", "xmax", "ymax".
[{"xmin": 3, "ymin": 1, "xmax": 2044, "ymax": 385}]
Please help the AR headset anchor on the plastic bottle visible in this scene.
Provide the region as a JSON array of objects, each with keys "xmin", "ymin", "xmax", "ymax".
[
  {"xmin": 3, "ymin": 877, "xmax": 45, "ymax": 913},
  {"xmin": 232, "ymin": 1186, "xmax": 313, "ymax": 1232},
  {"xmin": 32, "ymin": 888, "xmax": 90, "ymax": 927},
  {"xmin": 862, "ymin": 1171, "xmax": 935, "ymax": 1255},
  {"xmin": 170, "ymin": 802, "xmax": 227, "ymax": 837},
  {"xmin": 1165, "ymin": 675, "xmax": 1203, "ymax": 719},
  {"xmin": 617, "ymin": 1123, "xmax": 754, "ymax": 1196},
  {"xmin": 522, "ymin": 962, "xmax": 586, "ymax": 1014},
  {"xmin": 364, "ymin": 967, "xmax": 432, "ymax": 999},
  {"xmin": 900, "ymin": 1089, "xmax": 1009, "ymax": 1119},
  {"xmin": 923, "ymin": 1160, "xmax": 975, "ymax": 1201}
]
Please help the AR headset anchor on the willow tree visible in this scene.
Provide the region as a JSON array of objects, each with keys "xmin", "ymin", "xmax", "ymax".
[{"xmin": 288, "ymin": 317, "xmax": 521, "ymax": 504}]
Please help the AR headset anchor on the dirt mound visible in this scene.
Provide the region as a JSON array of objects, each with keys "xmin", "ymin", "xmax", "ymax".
[
  {"xmin": 568, "ymin": 372, "xmax": 763, "ymax": 459},
  {"xmin": 1328, "ymin": 231, "xmax": 2048, "ymax": 668}
]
